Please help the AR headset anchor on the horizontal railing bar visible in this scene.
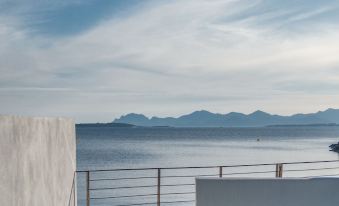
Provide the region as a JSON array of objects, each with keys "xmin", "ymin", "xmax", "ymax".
[
  {"xmin": 300, "ymin": 173, "xmax": 339, "ymax": 178},
  {"xmin": 90, "ymin": 185, "xmax": 157, "ymax": 190},
  {"xmin": 162, "ymin": 183, "xmax": 195, "ymax": 187},
  {"xmin": 114, "ymin": 200, "xmax": 195, "ymax": 206},
  {"xmin": 91, "ymin": 192, "xmax": 195, "ymax": 200},
  {"xmin": 90, "ymin": 176, "xmax": 156, "ymax": 182},
  {"xmin": 162, "ymin": 174, "xmax": 217, "ymax": 178},
  {"xmin": 284, "ymin": 166, "xmax": 339, "ymax": 173},
  {"xmin": 161, "ymin": 191, "xmax": 195, "ymax": 196},
  {"xmin": 158, "ymin": 168, "xmax": 339, "ymax": 179},
  {"xmin": 283, "ymin": 160, "xmax": 339, "ymax": 165},
  {"xmin": 162, "ymin": 170, "xmax": 276, "ymax": 178},
  {"xmin": 114, "ymin": 202, "xmax": 156, "ymax": 206},
  {"xmin": 90, "ymin": 174, "xmax": 216, "ymax": 182},
  {"xmin": 161, "ymin": 200, "xmax": 195, "ymax": 204},
  {"xmin": 90, "ymin": 183, "xmax": 196, "ymax": 191},
  {"xmin": 77, "ymin": 160, "xmax": 339, "ymax": 173},
  {"xmin": 222, "ymin": 170, "xmax": 276, "ymax": 176},
  {"xmin": 91, "ymin": 193, "xmax": 157, "ymax": 200}
]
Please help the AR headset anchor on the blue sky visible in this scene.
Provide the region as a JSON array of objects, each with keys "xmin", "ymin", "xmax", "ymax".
[{"xmin": 1, "ymin": 0, "xmax": 339, "ymax": 122}]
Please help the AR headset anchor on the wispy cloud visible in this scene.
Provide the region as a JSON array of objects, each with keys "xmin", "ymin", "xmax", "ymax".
[{"xmin": 1, "ymin": 0, "xmax": 339, "ymax": 122}]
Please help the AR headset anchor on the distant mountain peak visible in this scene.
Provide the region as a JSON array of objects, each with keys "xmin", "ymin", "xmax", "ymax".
[
  {"xmin": 249, "ymin": 110, "xmax": 270, "ymax": 116},
  {"xmin": 114, "ymin": 113, "xmax": 149, "ymax": 125},
  {"xmin": 225, "ymin": 112, "xmax": 247, "ymax": 117},
  {"xmin": 122, "ymin": 113, "xmax": 148, "ymax": 119},
  {"xmin": 191, "ymin": 110, "xmax": 213, "ymax": 115}
]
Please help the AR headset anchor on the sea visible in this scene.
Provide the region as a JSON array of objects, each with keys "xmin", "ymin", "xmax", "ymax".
[{"xmin": 76, "ymin": 126, "xmax": 339, "ymax": 206}]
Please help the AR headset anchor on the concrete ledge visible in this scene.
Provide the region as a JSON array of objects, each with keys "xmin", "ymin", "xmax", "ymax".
[
  {"xmin": 0, "ymin": 115, "xmax": 76, "ymax": 206},
  {"xmin": 196, "ymin": 177, "xmax": 339, "ymax": 206}
]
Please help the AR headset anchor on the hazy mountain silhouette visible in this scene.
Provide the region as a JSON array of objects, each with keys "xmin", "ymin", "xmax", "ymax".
[{"xmin": 113, "ymin": 108, "xmax": 339, "ymax": 127}]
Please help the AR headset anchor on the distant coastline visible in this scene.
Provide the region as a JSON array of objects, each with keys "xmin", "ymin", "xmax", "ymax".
[
  {"xmin": 112, "ymin": 108, "xmax": 339, "ymax": 127},
  {"xmin": 267, "ymin": 123, "xmax": 339, "ymax": 127},
  {"xmin": 76, "ymin": 122, "xmax": 135, "ymax": 128},
  {"xmin": 76, "ymin": 123, "xmax": 339, "ymax": 128}
]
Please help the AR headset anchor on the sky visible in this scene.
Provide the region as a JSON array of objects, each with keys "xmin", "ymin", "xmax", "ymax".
[{"xmin": 1, "ymin": 0, "xmax": 339, "ymax": 123}]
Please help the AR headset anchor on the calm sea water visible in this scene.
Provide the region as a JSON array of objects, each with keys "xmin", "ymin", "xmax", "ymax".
[
  {"xmin": 76, "ymin": 126, "xmax": 339, "ymax": 206},
  {"xmin": 77, "ymin": 126, "xmax": 339, "ymax": 170}
]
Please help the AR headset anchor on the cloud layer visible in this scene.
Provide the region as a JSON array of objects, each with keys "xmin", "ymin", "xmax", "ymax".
[{"xmin": 1, "ymin": 0, "xmax": 339, "ymax": 122}]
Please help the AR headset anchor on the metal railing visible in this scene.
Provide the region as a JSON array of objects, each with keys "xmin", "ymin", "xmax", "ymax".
[{"xmin": 76, "ymin": 160, "xmax": 339, "ymax": 206}]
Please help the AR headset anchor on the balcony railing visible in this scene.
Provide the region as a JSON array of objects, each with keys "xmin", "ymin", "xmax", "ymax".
[{"xmin": 76, "ymin": 160, "xmax": 339, "ymax": 206}]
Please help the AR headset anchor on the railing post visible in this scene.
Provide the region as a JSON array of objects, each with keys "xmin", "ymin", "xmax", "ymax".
[
  {"xmin": 219, "ymin": 166, "xmax": 223, "ymax": 178},
  {"xmin": 157, "ymin": 168, "xmax": 161, "ymax": 206},
  {"xmin": 86, "ymin": 171, "xmax": 90, "ymax": 206},
  {"xmin": 275, "ymin": 163, "xmax": 283, "ymax": 178}
]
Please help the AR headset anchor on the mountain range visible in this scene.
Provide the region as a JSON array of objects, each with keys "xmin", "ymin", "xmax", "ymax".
[{"xmin": 113, "ymin": 108, "xmax": 339, "ymax": 127}]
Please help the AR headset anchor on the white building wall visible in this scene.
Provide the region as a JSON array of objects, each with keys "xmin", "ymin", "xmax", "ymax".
[
  {"xmin": 0, "ymin": 115, "xmax": 76, "ymax": 206},
  {"xmin": 196, "ymin": 177, "xmax": 339, "ymax": 206}
]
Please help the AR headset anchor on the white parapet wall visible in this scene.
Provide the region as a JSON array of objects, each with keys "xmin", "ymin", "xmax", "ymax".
[
  {"xmin": 0, "ymin": 115, "xmax": 76, "ymax": 206},
  {"xmin": 196, "ymin": 177, "xmax": 339, "ymax": 206}
]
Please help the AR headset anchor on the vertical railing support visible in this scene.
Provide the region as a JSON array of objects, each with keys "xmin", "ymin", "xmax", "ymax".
[
  {"xmin": 219, "ymin": 166, "xmax": 223, "ymax": 178},
  {"xmin": 157, "ymin": 168, "xmax": 161, "ymax": 206},
  {"xmin": 275, "ymin": 163, "xmax": 283, "ymax": 178},
  {"xmin": 86, "ymin": 171, "xmax": 90, "ymax": 206}
]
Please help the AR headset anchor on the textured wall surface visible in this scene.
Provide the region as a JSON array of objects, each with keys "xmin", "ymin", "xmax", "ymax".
[
  {"xmin": 0, "ymin": 115, "xmax": 76, "ymax": 206},
  {"xmin": 196, "ymin": 177, "xmax": 339, "ymax": 206}
]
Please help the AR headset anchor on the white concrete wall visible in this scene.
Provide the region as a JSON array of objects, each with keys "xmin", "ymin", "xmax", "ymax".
[
  {"xmin": 0, "ymin": 115, "xmax": 76, "ymax": 206},
  {"xmin": 196, "ymin": 177, "xmax": 339, "ymax": 206}
]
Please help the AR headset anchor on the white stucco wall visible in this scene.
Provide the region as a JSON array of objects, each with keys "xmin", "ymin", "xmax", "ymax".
[
  {"xmin": 196, "ymin": 177, "xmax": 339, "ymax": 206},
  {"xmin": 0, "ymin": 115, "xmax": 76, "ymax": 206}
]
